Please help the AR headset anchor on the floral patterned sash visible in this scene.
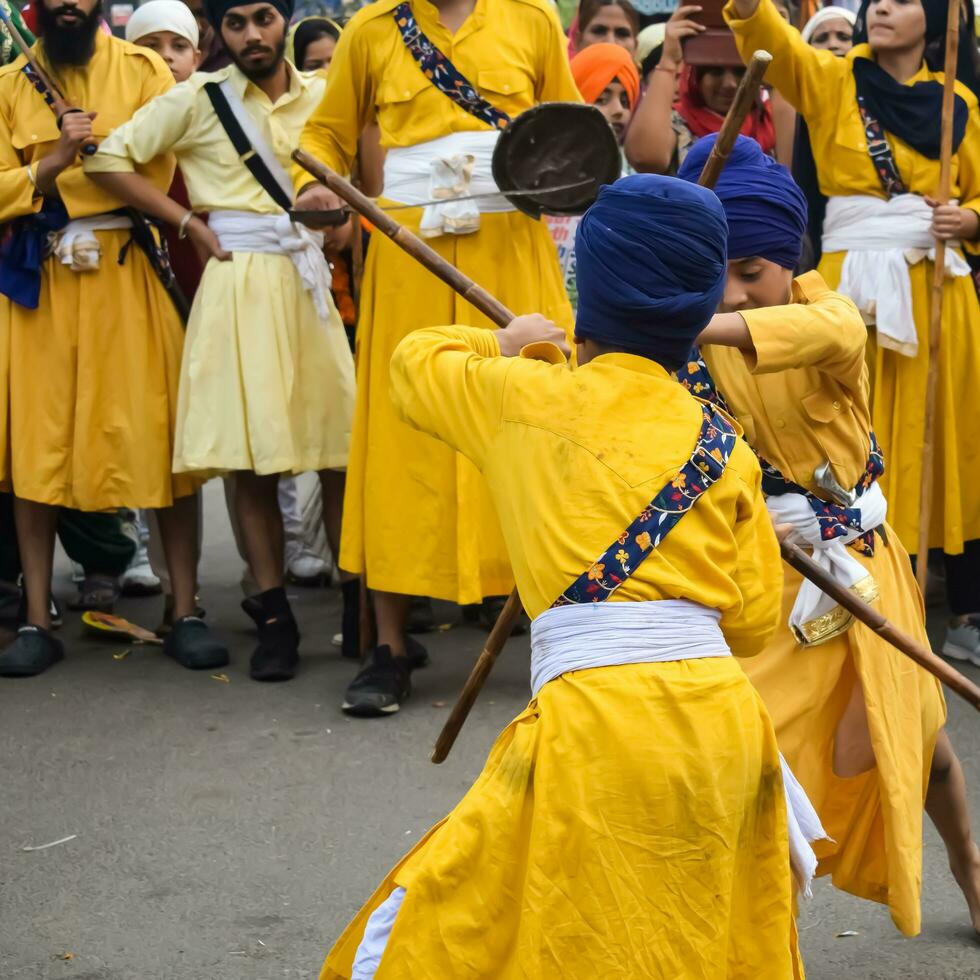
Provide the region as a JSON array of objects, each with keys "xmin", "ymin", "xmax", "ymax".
[
  {"xmin": 392, "ymin": 1, "xmax": 511, "ymax": 131},
  {"xmin": 552, "ymin": 403, "xmax": 737, "ymax": 606},
  {"xmin": 676, "ymin": 347, "xmax": 885, "ymax": 556},
  {"xmin": 855, "ymin": 94, "xmax": 907, "ymax": 198}
]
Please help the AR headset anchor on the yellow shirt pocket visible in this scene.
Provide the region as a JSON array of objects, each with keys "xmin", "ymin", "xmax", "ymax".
[
  {"xmin": 801, "ymin": 386, "xmax": 853, "ymax": 469},
  {"xmin": 478, "ymin": 67, "xmax": 532, "ymax": 116}
]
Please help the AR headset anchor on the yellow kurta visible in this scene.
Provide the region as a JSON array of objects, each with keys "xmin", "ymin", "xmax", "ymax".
[
  {"xmin": 319, "ymin": 327, "xmax": 804, "ymax": 980},
  {"xmin": 0, "ymin": 33, "xmax": 195, "ymax": 509},
  {"xmin": 727, "ymin": 0, "xmax": 980, "ymax": 555},
  {"xmin": 293, "ymin": 0, "xmax": 579, "ymax": 602},
  {"xmin": 701, "ymin": 273, "xmax": 947, "ymax": 936},
  {"xmin": 87, "ymin": 63, "xmax": 354, "ymax": 476}
]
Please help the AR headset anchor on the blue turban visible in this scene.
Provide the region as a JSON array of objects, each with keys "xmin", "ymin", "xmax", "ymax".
[
  {"xmin": 676, "ymin": 134, "xmax": 808, "ymax": 270},
  {"xmin": 574, "ymin": 174, "xmax": 728, "ymax": 368}
]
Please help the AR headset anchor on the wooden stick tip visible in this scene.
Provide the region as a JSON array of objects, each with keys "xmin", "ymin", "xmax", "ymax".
[{"xmin": 751, "ymin": 50, "xmax": 773, "ymax": 64}]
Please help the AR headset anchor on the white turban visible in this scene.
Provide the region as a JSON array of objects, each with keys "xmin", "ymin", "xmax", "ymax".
[
  {"xmin": 126, "ymin": 0, "xmax": 200, "ymax": 47},
  {"xmin": 800, "ymin": 5, "xmax": 856, "ymax": 44}
]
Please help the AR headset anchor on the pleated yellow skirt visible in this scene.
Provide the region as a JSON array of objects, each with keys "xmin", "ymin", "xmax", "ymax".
[
  {"xmin": 740, "ymin": 526, "xmax": 946, "ymax": 936},
  {"xmin": 173, "ymin": 251, "xmax": 354, "ymax": 477},
  {"xmin": 0, "ymin": 230, "xmax": 197, "ymax": 510},
  {"xmin": 339, "ymin": 207, "xmax": 573, "ymax": 604},
  {"xmin": 820, "ymin": 251, "xmax": 980, "ymax": 554},
  {"xmin": 320, "ymin": 660, "xmax": 804, "ymax": 980}
]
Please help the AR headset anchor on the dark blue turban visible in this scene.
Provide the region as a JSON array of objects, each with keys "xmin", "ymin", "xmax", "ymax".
[
  {"xmin": 677, "ymin": 134, "xmax": 807, "ymax": 270},
  {"xmin": 574, "ymin": 174, "xmax": 728, "ymax": 368}
]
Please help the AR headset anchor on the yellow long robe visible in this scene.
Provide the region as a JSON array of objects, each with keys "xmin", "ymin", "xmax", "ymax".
[
  {"xmin": 319, "ymin": 328, "xmax": 803, "ymax": 979},
  {"xmin": 0, "ymin": 33, "xmax": 194, "ymax": 509},
  {"xmin": 293, "ymin": 0, "xmax": 579, "ymax": 603},
  {"xmin": 727, "ymin": 0, "xmax": 980, "ymax": 555},
  {"xmin": 87, "ymin": 63, "xmax": 354, "ymax": 477},
  {"xmin": 701, "ymin": 273, "xmax": 946, "ymax": 936}
]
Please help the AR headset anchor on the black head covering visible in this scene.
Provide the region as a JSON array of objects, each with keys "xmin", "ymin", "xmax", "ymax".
[
  {"xmin": 205, "ymin": 0, "xmax": 293, "ymax": 29},
  {"xmin": 850, "ymin": 0, "xmax": 978, "ymax": 158}
]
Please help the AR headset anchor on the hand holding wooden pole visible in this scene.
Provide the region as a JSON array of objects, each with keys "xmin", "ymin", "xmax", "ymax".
[{"xmin": 915, "ymin": 0, "xmax": 961, "ymax": 593}]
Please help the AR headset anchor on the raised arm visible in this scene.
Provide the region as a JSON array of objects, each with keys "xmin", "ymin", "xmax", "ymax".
[
  {"xmin": 389, "ymin": 316, "xmax": 569, "ymax": 471},
  {"xmin": 625, "ymin": 6, "xmax": 702, "ymax": 174},
  {"xmin": 724, "ymin": 0, "xmax": 846, "ymax": 117}
]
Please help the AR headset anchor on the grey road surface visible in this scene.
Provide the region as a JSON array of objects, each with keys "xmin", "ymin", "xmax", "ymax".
[{"xmin": 1, "ymin": 487, "xmax": 978, "ymax": 980}]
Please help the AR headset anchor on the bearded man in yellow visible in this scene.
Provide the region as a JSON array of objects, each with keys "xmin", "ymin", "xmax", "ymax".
[
  {"xmin": 292, "ymin": 0, "xmax": 580, "ymax": 716},
  {"xmin": 678, "ymin": 134, "xmax": 980, "ymax": 937},
  {"xmin": 312, "ymin": 175, "xmax": 822, "ymax": 980},
  {"xmin": 0, "ymin": 0, "xmax": 225, "ymax": 674}
]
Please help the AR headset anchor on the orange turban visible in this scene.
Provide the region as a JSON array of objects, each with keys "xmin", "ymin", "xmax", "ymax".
[{"xmin": 570, "ymin": 43, "xmax": 641, "ymax": 110}]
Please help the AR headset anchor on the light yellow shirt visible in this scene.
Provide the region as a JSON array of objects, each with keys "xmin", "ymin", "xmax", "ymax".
[
  {"xmin": 725, "ymin": 0, "xmax": 980, "ymax": 219},
  {"xmin": 701, "ymin": 272, "xmax": 873, "ymax": 491},
  {"xmin": 292, "ymin": 0, "xmax": 581, "ymax": 187},
  {"xmin": 87, "ymin": 62, "xmax": 324, "ymax": 215},
  {"xmin": 390, "ymin": 326, "xmax": 783, "ymax": 656},
  {"xmin": 0, "ymin": 31, "xmax": 174, "ymax": 223}
]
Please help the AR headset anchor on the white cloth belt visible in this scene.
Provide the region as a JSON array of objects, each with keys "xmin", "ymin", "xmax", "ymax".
[
  {"xmin": 208, "ymin": 210, "xmax": 333, "ymax": 321},
  {"xmin": 766, "ymin": 482, "xmax": 887, "ymax": 645},
  {"xmin": 383, "ymin": 131, "xmax": 515, "ymax": 238},
  {"xmin": 530, "ymin": 599, "xmax": 827, "ymax": 895},
  {"xmin": 822, "ymin": 193, "xmax": 971, "ymax": 357},
  {"xmin": 51, "ymin": 214, "xmax": 132, "ymax": 272}
]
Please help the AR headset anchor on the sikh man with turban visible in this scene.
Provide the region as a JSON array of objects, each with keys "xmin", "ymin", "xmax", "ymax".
[
  {"xmin": 291, "ymin": 0, "xmax": 581, "ymax": 716},
  {"xmin": 0, "ymin": 0, "xmax": 225, "ymax": 674},
  {"xmin": 678, "ymin": 134, "xmax": 980, "ymax": 936},
  {"xmin": 85, "ymin": 0, "xmax": 355, "ymax": 681},
  {"xmin": 312, "ymin": 174, "xmax": 821, "ymax": 980}
]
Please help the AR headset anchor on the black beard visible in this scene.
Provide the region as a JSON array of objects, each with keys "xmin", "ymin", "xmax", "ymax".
[
  {"xmin": 228, "ymin": 35, "xmax": 286, "ymax": 81},
  {"xmin": 38, "ymin": 3, "xmax": 103, "ymax": 69}
]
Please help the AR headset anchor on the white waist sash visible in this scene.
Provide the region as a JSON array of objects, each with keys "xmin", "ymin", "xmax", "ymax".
[
  {"xmin": 383, "ymin": 131, "xmax": 515, "ymax": 239},
  {"xmin": 52, "ymin": 213, "xmax": 132, "ymax": 272},
  {"xmin": 767, "ymin": 482, "xmax": 887, "ymax": 646},
  {"xmin": 208, "ymin": 210, "xmax": 332, "ymax": 321},
  {"xmin": 822, "ymin": 193, "xmax": 970, "ymax": 357},
  {"xmin": 530, "ymin": 599, "xmax": 827, "ymax": 895}
]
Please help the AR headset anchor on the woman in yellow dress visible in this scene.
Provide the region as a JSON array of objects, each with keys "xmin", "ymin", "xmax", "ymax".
[
  {"xmin": 293, "ymin": 0, "xmax": 580, "ymax": 715},
  {"xmin": 725, "ymin": 0, "xmax": 980, "ymax": 663},
  {"xmin": 679, "ymin": 132, "xmax": 980, "ymax": 936},
  {"xmin": 316, "ymin": 174, "xmax": 812, "ymax": 980}
]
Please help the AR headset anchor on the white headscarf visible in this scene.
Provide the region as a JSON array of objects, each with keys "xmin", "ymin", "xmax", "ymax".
[
  {"xmin": 800, "ymin": 5, "xmax": 856, "ymax": 44},
  {"xmin": 125, "ymin": 0, "xmax": 200, "ymax": 46}
]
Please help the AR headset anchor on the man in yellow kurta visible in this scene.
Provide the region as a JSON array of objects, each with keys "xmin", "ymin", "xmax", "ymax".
[
  {"xmin": 0, "ymin": 0, "xmax": 226, "ymax": 674},
  {"xmin": 85, "ymin": 0, "xmax": 355, "ymax": 682},
  {"xmin": 678, "ymin": 134, "xmax": 980, "ymax": 936},
  {"xmin": 313, "ymin": 174, "xmax": 816, "ymax": 979},
  {"xmin": 726, "ymin": 0, "xmax": 980, "ymax": 669},
  {"xmin": 292, "ymin": 0, "xmax": 580, "ymax": 715}
]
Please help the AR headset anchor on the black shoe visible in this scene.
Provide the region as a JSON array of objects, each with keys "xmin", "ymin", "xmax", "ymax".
[
  {"xmin": 0, "ymin": 625, "xmax": 65, "ymax": 677},
  {"xmin": 405, "ymin": 634, "xmax": 430, "ymax": 671},
  {"xmin": 480, "ymin": 595, "xmax": 529, "ymax": 635},
  {"xmin": 163, "ymin": 617, "xmax": 229, "ymax": 671},
  {"xmin": 243, "ymin": 587, "xmax": 300, "ymax": 682},
  {"xmin": 155, "ymin": 597, "xmax": 206, "ymax": 639},
  {"xmin": 340, "ymin": 579, "xmax": 361, "ymax": 660},
  {"xmin": 342, "ymin": 646, "xmax": 410, "ymax": 717}
]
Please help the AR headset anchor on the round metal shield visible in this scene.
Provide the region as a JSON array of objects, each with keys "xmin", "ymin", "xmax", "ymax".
[{"xmin": 491, "ymin": 102, "xmax": 621, "ymax": 218}]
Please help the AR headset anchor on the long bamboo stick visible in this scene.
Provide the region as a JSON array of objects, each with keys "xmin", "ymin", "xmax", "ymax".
[{"xmin": 915, "ymin": 0, "xmax": 961, "ymax": 593}]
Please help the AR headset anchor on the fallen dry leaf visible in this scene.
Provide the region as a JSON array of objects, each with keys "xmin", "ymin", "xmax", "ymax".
[
  {"xmin": 57, "ymin": 952, "xmax": 74, "ymax": 961},
  {"xmin": 112, "ymin": 649, "xmax": 131, "ymax": 661},
  {"xmin": 211, "ymin": 673, "xmax": 230, "ymax": 683}
]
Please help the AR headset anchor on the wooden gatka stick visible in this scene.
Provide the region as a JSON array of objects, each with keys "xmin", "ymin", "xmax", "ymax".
[{"xmin": 915, "ymin": 0, "xmax": 961, "ymax": 594}]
